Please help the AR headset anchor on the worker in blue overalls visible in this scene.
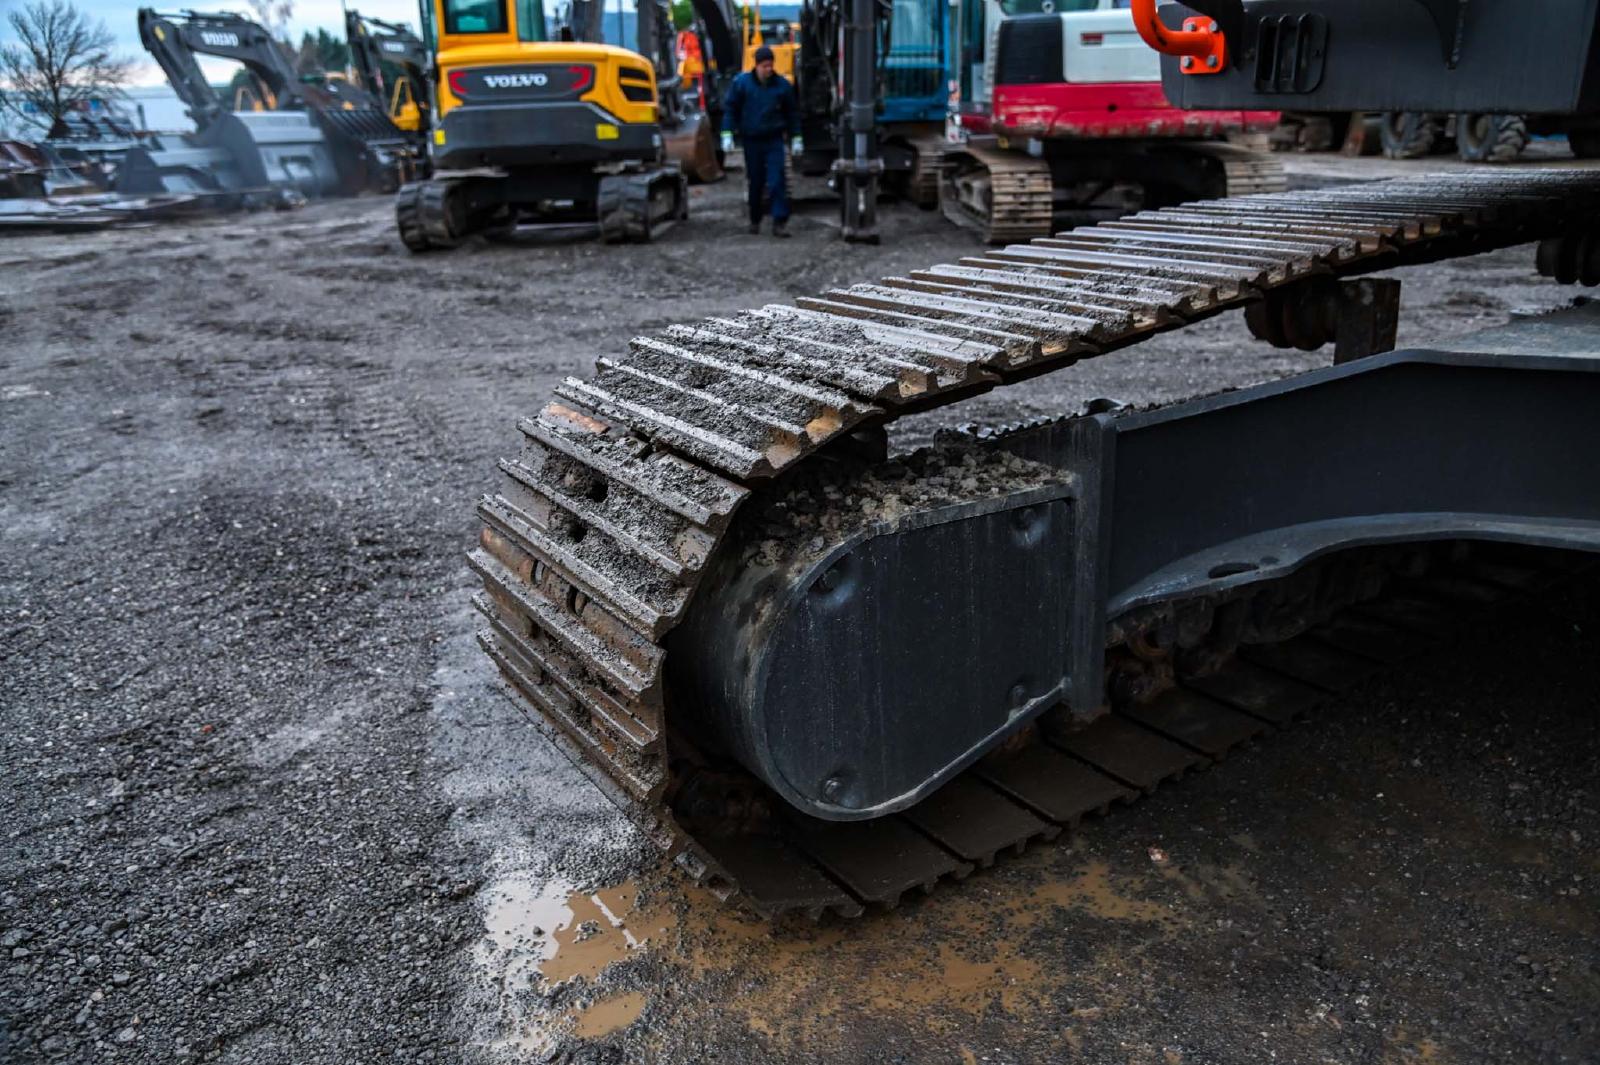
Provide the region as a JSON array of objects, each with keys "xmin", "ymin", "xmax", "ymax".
[{"xmin": 720, "ymin": 46, "xmax": 802, "ymax": 237}]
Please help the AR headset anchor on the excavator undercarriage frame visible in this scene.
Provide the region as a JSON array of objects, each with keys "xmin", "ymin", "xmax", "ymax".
[
  {"xmin": 398, "ymin": 165, "xmax": 689, "ymax": 249},
  {"xmin": 473, "ymin": 168, "xmax": 1600, "ymax": 918}
]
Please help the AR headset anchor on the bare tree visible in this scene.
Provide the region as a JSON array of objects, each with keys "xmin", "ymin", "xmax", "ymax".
[
  {"xmin": 0, "ymin": 0, "xmax": 135, "ymax": 135},
  {"xmin": 245, "ymin": 0, "xmax": 296, "ymax": 42}
]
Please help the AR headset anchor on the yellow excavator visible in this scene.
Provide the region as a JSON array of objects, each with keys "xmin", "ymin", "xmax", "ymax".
[
  {"xmin": 740, "ymin": 1, "xmax": 798, "ymax": 77},
  {"xmin": 397, "ymin": 0, "xmax": 736, "ymax": 249},
  {"xmin": 345, "ymin": 10, "xmax": 430, "ymax": 134}
]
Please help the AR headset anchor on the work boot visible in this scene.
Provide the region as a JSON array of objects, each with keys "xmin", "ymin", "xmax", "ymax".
[
  {"xmin": 772, "ymin": 221, "xmax": 791, "ymax": 238},
  {"xmin": 748, "ymin": 220, "xmax": 761, "ymax": 235}
]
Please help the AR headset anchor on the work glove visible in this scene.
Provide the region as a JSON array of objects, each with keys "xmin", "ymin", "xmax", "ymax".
[
  {"xmin": 790, "ymin": 135, "xmax": 803, "ymax": 155},
  {"xmin": 720, "ymin": 131, "xmax": 734, "ymax": 153}
]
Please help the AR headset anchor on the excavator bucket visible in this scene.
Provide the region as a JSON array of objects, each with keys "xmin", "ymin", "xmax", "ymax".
[
  {"xmin": 313, "ymin": 106, "xmax": 420, "ymax": 193},
  {"xmin": 662, "ymin": 110, "xmax": 724, "ymax": 184},
  {"xmin": 116, "ymin": 112, "xmax": 342, "ymax": 200}
]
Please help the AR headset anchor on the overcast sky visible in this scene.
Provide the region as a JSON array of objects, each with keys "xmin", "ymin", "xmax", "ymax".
[
  {"xmin": 0, "ymin": 0, "xmax": 441, "ymax": 84},
  {"xmin": 2, "ymin": 0, "xmax": 654, "ymax": 86}
]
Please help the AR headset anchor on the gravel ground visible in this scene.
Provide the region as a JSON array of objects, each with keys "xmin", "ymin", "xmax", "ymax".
[{"xmin": 2, "ymin": 154, "xmax": 1597, "ymax": 1064}]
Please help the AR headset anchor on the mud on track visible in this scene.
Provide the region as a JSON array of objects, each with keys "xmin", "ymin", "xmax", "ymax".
[{"xmin": 1, "ymin": 158, "xmax": 1597, "ymax": 1064}]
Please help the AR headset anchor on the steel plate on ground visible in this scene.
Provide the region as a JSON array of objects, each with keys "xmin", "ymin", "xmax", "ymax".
[
  {"xmin": 694, "ymin": 834, "xmax": 862, "ymax": 919},
  {"xmin": 785, "ymin": 814, "xmax": 973, "ymax": 907}
]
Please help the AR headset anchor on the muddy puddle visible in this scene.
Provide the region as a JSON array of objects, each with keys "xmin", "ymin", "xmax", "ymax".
[
  {"xmin": 474, "ymin": 873, "xmax": 676, "ymax": 1053},
  {"xmin": 472, "ymin": 843, "xmax": 1266, "ymax": 1057}
]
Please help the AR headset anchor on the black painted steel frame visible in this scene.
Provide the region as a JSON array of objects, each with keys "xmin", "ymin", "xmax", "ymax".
[
  {"xmin": 694, "ymin": 303, "xmax": 1600, "ymax": 821},
  {"xmin": 1157, "ymin": 0, "xmax": 1600, "ymax": 115}
]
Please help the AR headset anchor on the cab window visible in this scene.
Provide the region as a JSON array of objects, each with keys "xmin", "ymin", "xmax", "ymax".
[
  {"xmin": 516, "ymin": 0, "xmax": 547, "ymax": 41},
  {"xmin": 443, "ymin": 0, "xmax": 507, "ymax": 34}
]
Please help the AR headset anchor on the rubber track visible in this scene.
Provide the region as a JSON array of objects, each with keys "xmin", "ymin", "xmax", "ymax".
[
  {"xmin": 473, "ymin": 169, "xmax": 1600, "ymax": 918},
  {"xmin": 598, "ymin": 167, "xmax": 687, "ymax": 243}
]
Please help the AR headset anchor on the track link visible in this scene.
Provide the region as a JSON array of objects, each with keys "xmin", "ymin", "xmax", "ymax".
[
  {"xmin": 940, "ymin": 142, "xmax": 1054, "ymax": 243},
  {"xmin": 1188, "ymin": 140, "xmax": 1290, "ymax": 197},
  {"xmin": 905, "ymin": 135, "xmax": 948, "ymax": 208},
  {"xmin": 473, "ymin": 169, "xmax": 1600, "ymax": 918}
]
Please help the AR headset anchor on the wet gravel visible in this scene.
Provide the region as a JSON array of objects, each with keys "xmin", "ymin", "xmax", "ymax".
[{"xmin": 2, "ymin": 159, "xmax": 1598, "ymax": 1063}]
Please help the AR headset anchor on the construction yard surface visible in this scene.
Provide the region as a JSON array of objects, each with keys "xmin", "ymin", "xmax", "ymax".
[{"xmin": 2, "ymin": 157, "xmax": 1598, "ymax": 1064}]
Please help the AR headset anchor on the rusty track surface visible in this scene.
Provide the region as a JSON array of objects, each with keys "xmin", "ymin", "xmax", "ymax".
[{"xmin": 471, "ymin": 170, "xmax": 1600, "ymax": 918}]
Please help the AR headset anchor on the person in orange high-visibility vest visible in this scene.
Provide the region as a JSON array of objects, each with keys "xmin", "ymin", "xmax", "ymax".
[{"xmin": 676, "ymin": 28, "xmax": 706, "ymax": 110}]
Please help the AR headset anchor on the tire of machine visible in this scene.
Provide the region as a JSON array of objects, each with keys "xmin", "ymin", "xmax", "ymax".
[
  {"xmin": 1379, "ymin": 112, "xmax": 1441, "ymax": 160},
  {"xmin": 1456, "ymin": 113, "xmax": 1529, "ymax": 163},
  {"xmin": 1534, "ymin": 233, "xmax": 1600, "ymax": 286},
  {"xmin": 395, "ymin": 182, "xmax": 433, "ymax": 253}
]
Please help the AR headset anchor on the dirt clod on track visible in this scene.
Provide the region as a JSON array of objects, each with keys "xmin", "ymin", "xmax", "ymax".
[{"xmin": 2, "ymin": 165, "xmax": 1598, "ymax": 1064}]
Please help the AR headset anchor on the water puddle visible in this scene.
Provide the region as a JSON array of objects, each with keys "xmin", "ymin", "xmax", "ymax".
[
  {"xmin": 474, "ymin": 873, "xmax": 673, "ymax": 1055},
  {"xmin": 478, "ymin": 874, "xmax": 674, "ymax": 989},
  {"xmin": 572, "ymin": 990, "xmax": 649, "ymax": 1039},
  {"xmin": 1032, "ymin": 859, "xmax": 1173, "ymax": 922}
]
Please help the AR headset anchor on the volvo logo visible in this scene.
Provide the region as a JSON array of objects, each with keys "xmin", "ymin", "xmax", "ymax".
[
  {"xmin": 483, "ymin": 73, "xmax": 549, "ymax": 88},
  {"xmin": 199, "ymin": 30, "xmax": 240, "ymax": 47},
  {"xmin": 381, "ymin": 41, "xmax": 407, "ymax": 52}
]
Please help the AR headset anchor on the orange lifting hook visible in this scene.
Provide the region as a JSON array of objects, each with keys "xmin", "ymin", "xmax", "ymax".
[{"xmin": 1130, "ymin": 0, "xmax": 1228, "ymax": 75}]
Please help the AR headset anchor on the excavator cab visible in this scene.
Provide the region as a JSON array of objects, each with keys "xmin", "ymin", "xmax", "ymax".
[{"xmin": 389, "ymin": 79, "xmax": 423, "ymax": 132}]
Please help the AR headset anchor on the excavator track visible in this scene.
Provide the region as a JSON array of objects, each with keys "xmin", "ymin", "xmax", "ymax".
[
  {"xmin": 940, "ymin": 142, "xmax": 1054, "ymax": 243},
  {"xmin": 904, "ymin": 134, "xmax": 949, "ymax": 208},
  {"xmin": 395, "ymin": 179, "xmax": 463, "ymax": 251},
  {"xmin": 1183, "ymin": 139, "xmax": 1289, "ymax": 197},
  {"xmin": 597, "ymin": 166, "xmax": 689, "ymax": 243},
  {"xmin": 472, "ymin": 169, "xmax": 1600, "ymax": 919}
]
